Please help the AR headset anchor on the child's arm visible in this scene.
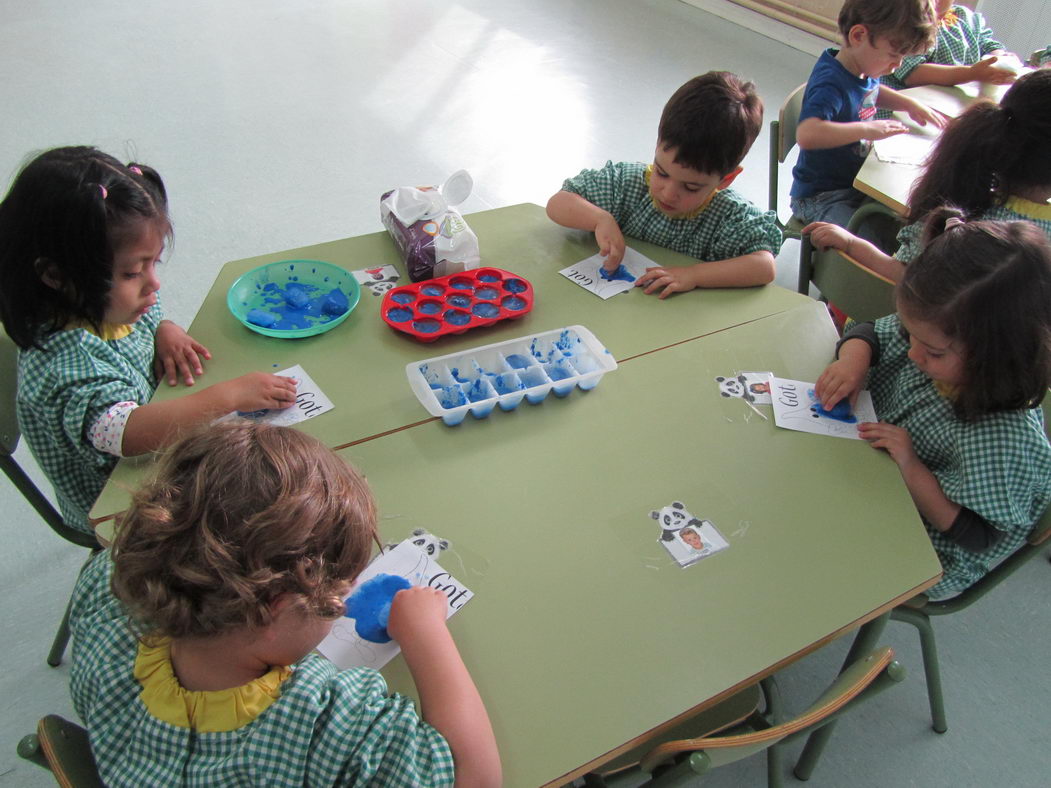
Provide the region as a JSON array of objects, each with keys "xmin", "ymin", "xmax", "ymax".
[
  {"xmin": 857, "ymin": 422, "xmax": 961, "ymax": 530},
  {"xmin": 815, "ymin": 336, "xmax": 871, "ymax": 410},
  {"xmin": 546, "ymin": 190, "xmax": 626, "ymax": 272},
  {"xmin": 803, "ymin": 222, "xmax": 905, "ymax": 282},
  {"xmin": 634, "ymin": 251, "xmax": 775, "ymax": 297},
  {"xmin": 388, "ymin": 587, "xmax": 501, "ymax": 788},
  {"xmin": 120, "ymin": 373, "xmax": 298, "ymax": 456},
  {"xmin": 154, "ymin": 319, "xmax": 212, "ymax": 386},
  {"xmin": 903, "ymin": 55, "xmax": 1014, "ymax": 87},
  {"xmin": 875, "ymin": 87, "xmax": 947, "ymax": 129},
  {"xmin": 796, "ymin": 116, "xmax": 909, "ymax": 149}
]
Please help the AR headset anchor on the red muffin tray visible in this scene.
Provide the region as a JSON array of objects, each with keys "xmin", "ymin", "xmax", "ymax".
[{"xmin": 380, "ymin": 267, "xmax": 535, "ymax": 342}]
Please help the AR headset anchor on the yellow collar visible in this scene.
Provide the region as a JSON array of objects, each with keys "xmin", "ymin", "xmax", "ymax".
[
  {"xmin": 65, "ymin": 320, "xmax": 135, "ymax": 341},
  {"xmin": 1004, "ymin": 195, "xmax": 1051, "ymax": 221},
  {"xmin": 134, "ymin": 638, "xmax": 291, "ymax": 732},
  {"xmin": 933, "ymin": 380, "xmax": 959, "ymax": 400},
  {"xmin": 644, "ymin": 164, "xmax": 720, "ymax": 219},
  {"xmin": 940, "ymin": 9, "xmax": 959, "ymax": 28}
]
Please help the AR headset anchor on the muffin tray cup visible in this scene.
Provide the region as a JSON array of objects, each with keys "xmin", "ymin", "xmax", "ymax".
[
  {"xmin": 406, "ymin": 325, "xmax": 617, "ymax": 426},
  {"xmin": 381, "ymin": 267, "xmax": 534, "ymax": 342}
]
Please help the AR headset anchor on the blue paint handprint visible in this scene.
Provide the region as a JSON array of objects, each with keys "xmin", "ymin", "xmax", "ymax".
[{"xmin": 343, "ymin": 573, "xmax": 412, "ymax": 643}]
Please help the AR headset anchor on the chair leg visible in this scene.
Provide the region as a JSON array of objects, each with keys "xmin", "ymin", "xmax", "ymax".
[
  {"xmin": 47, "ymin": 593, "xmax": 75, "ymax": 667},
  {"xmin": 797, "ymin": 234, "xmax": 814, "ymax": 296},
  {"xmin": 17, "ymin": 733, "xmax": 49, "ymax": 770},
  {"xmin": 766, "ymin": 743, "xmax": 784, "ymax": 788},
  {"xmin": 891, "ymin": 607, "xmax": 947, "ymax": 733}
]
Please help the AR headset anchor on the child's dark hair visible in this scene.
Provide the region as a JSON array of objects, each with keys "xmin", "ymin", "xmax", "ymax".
[
  {"xmin": 900, "ymin": 206, "xmax": 1051, "ymax": 420},
  {"xmin": 111, "ymin": 422, "xmax": 379, "ymax": 639},
  {"xmin": 657, "ymin": 71, "xmax": 763, "ymax": 177},
  {"xmin": 0, "ymin": 146, "xmax": 169, "ymax": 349},
  {"xmin": 907, "ymin": 70, "xmax": 1051, "ymax": 223},
  {"xmin": 838, "ymin": 0, "xmax": 937, "ymax": 55}
]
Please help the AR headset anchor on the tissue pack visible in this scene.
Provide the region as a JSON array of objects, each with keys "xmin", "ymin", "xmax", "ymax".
[{"xmin": 380, "ymin": 170, "xmax": 480, "ymax": 282}]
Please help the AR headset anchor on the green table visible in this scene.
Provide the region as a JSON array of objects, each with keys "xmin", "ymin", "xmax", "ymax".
[
  {"xmin": 91, "ymin": 203, "xmax": 809, "ymax": 528},
  {"xmin": 343, "ymin": 301, "xmax": 942, "ymax": 787}
]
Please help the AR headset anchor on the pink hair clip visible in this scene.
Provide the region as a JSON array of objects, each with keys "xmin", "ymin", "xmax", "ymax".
[
  {"xmin": 944, "ymin": 216, "xmax": 966, "ymax": 230},
  {"xmin": 128, "ymin": 166, "xmax": 142, "ymax": 175},
  {"xmin": 98, "ymin": 184, "xmax": 108, "ymax": 199}
]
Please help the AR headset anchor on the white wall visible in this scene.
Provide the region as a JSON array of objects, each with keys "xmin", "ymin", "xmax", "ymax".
[{"xmin": 976, "ymin": 0, "xmax": 1051, "ymax": 61}]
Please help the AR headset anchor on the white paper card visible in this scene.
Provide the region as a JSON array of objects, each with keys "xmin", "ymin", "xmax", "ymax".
[
  {"xmin": 352, "ymin": 264, "xmax": 401, "ymax": 296},
  {"xmin": 661, "ymin": 519, "xmax": 730, "ymax": 567},
  {"xmin": 222, "ymin": 364, "xmax": 334, "ymax": 426},
  {"xmin": 318, "ymin": 540, "xmax": 473, "ymax": 670},
  {"xmin": 559, "ymin": 247, "xmax": 659, "ymax": 299},
  {"xmin": 770, "ymin": 377, "xmax": 877, "ymax": 440}
]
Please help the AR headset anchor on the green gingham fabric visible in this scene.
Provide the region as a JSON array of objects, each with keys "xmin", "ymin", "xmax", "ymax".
[
  {"xmin": 865, "ymin": 315, "xmax": 1051, "ymax": 598},
  {"xmin": 561, "ymin": 161, "xmax": 782, "ymax": 261},
  {"xmin": 70, "ymin": 553, "xmax": 456, "ymax": 787},
  {"xmin": 882, "ymin": 5, "xmax": 1003, "ymax": 91},
  {"xmin": 894, "ymin": 198, "xmax": 1051, "ymax": 265},
  {"xmin": 16, "ymin": 304, "xmax": 162, "ymax": 534}
]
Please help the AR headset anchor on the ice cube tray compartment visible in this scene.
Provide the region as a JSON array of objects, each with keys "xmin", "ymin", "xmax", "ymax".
[
  {"xmin": 407, "ymin": 326, "xmax": 617, "ymax": 425},
  {"xmin": 381, "ymin": 267, "xmax": 534, "ymax": 342}
]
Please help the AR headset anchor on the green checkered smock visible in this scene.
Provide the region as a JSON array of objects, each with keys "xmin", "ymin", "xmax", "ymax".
[
  {"xmin": 894, "ymin": 197, "xmax": 1051, "ymax": 265},
  {"xmin": 561, "ymin": 161, "xmax": 782, "ymax": 261},
  {"xmin": 866, "ymin": 315, "xmax": 1051, "ymax": 598},
  {"xmin": 882, "ymin": 5, "xmax": 1003, "ymax": 92},
  {"xmin": 17, "ymin": 305, "xmax": 163, "ymax": 534},
  {"xmin": 70, "ymin": 553, "xmax": 456, "ymax": 787}
]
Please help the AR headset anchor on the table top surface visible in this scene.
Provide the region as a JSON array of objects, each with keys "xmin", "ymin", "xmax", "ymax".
[
  {"xmin": 345, "ymin": 300, "xmax": 941, "ymax": 787},
  {"xmin": 91, "ymin": 203, "xmax": 808, "ymax": 527}
]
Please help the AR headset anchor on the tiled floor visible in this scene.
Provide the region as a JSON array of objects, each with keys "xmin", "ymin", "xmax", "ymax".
[{"xmin": 2, "ymin": 2, "xmax": 1048, "ymax": 786}]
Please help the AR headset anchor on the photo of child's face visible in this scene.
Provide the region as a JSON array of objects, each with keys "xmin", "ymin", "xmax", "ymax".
[{"xmin": 680, "ymin": 527, "xmax": 704, "ymax": 551}]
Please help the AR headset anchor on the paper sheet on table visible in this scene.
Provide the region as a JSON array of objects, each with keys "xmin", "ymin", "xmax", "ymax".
[
  {"xmin": 318, "ymin": 540, "xmax": 473, "ymax": 670},
  {"xmin": 559, "ymin": 247, "xmax": 660, "ymax": 299},
  {"xmin": 770, "ymin": 377, "xmax": 876, "ymax": 440},
  {"xmin": 219, "ymin": 364, "xmax": 334, "ymax": 426},
  {"xmin": 872, "ymin": 129, "xmax": 937, "ymax": 165},
  {"xmin": 900, "ymin": 86, "xmax": 969, "ymax": 118}
]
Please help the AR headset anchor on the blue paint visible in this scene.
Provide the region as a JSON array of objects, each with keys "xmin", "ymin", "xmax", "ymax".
[
  {"xmin": 321, "ymin": 288, "xmax": 349, "ymax": 316},
  {"xmin": 343, "ymin": 573, "xmax": 411, "ymax": 643},
  {"xmin": 387, "ymin": 307, "xmax": 413, "ymax": 323},
  {"xmin": 599, "ymin": 264, "xmax": 636, "ymax": 282},
  {"xmin": 472, "ymin": 302, "xmax": 500, "ymax": 318},
  {"xmin": 237, "ymin": 408, "xmax": 270, "ymax": 419},
  {"xmin": 421, "ymin": 285, "xmax": 443, "ymax": 296},
  {"xmin": 417, "ymin": 300, "xmax": 441, "ymax": 315},
  {"xmin": 807, "ymin": 389, "xmax": 857, "ymax": 423},
  {"xmin": 504, "ymin": 278, "xmax": 527, "ymax": 293},
  {"xmin": 475, "ymin": 287, "xmax": 499, "ymax": 300},
  {"xmin": 502, "ymin": 296, "xmax": 526, "ymax": 311},
  {"xmin": 391, "ymin": 291, "xmax": 414, "ymax": 304},
  {"xmin": 439, "ymin": 385, "xmax": 467, "ymax": 409},
  {"xmin": 493, "ymin": 373, "xmax": 525, "ymax": 395},
  {"xmin": 448, "ymin": 294, "xmax": 471, "ymax": 308},
  {"xmin": 450, "ymin": 279, "xmax": 474, "ymax": 290},
  {"xmin": 467, "ymin": 378, "xmax": 493, "ymax": 402},
  {"xmin": 547, "ymin": 364, "xmax": 573, "ymax": 381},
  {"xmin": 506, "ymin": 353, "xmax": 532, "ymax": 369},
  {"xmin": 247, "ymin": 309, "xmax": 279, "ymax": 328},
  {"xmin": 412, "ymin": 318, "xmax": 442, "ymax": 333},
  {"xmin": 285, "ymin": 285, "xmax": 310, "ymax": 308},
  {"xmin": 445, "ymin": 310, "xmax": 470, "ymax": 326},
  {"xmin": 478, "ymin": 272, "xmax": 500, "ymax": 282}
]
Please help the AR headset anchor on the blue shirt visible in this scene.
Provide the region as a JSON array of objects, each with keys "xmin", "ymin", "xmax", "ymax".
[{"xmin": 791, "ymin": 49, "xmax": 879, "ymax": 199}]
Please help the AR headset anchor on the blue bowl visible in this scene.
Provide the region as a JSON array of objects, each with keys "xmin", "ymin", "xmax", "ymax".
[{"xmin": 227, "ymin": 259, "xmax": 361, "ymax": 338}]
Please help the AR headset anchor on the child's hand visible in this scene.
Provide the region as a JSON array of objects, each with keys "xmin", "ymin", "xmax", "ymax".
[
  {"xmin": 635, "ymin": 266, "xmax": 696, "ymax": 299},
  {"xmin": 154, "ymin": 320, "xmax": 212, "ymax": 386},
  {"xmin": 224, "ymin": 372, "xmax": 298, "ymax": 412},
  {"xmin": 904, "ymin": 101, "xmax": 947, "ymax": 130},
  {"xmin": 969, "ymin": 55, "xmax": 1017, "ymax": 84},
  {"xmin": 858, "ymin": 421, "xmax": 920, "ymax": 470},
  {"xmin": 865, "ymin": 119, "xmax": 909, "ymax": 140},
  {"xmin": 803, "ymin": 222, "xmax": 854, "ymax": 253},
  {"xmin": 386, "ymin": 586, "xmax": 449, "ymax": 643},
  {"xmin": 595, "ymin": 214, "xmax": 626, "ymax": 272},
  {"xmin": 815, "ymin": 355, "xmax": 867, "ymax": 410}
]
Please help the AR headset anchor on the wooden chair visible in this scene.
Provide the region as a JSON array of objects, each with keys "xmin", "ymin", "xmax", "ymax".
[
  {"xmin": 889, "ymin": 397, "xmax": 1051, "ymax": 733},
  {"xmin": 584, "ymin": 647, "xmax": 904, "ymax": 788},
  {"xmin": 0, "ymin": 332, "xmax": 101, "ymax": 666},
  {"xmin": 768, "ymin": 83, "xmax": 807, "ymax": 243},
  {"xmin": 17, "ymin": 715, "xmax": 104, "ymax": 787},
  {"xmin": 796, "ymin": 244, "xmax": 896, "ymax": 324}
]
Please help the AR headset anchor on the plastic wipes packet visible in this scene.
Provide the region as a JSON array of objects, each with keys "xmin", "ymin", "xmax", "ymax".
[{"xmin": 380, "ymin": 170, "xmax": 480, "ymax": 282}]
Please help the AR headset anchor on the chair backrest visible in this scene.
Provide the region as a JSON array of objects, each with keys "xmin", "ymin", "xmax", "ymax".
[
  {"xmin": 806, "ymin": 247, "xmax": 897, "ymax": 324},
  {"xmin": 637, "ymin": 647, "xmax": 903, "ymax": 778},
  {"xmin": 768, "ymin": 83, "xmax": 807, "ymax": 222},
  {"xmin": 35, "ymin": 715, "xmax": 104, "ymax": 788},
  {"xmin": 0, "ymin": 331, "xmax": 99, "ymax": 549}
]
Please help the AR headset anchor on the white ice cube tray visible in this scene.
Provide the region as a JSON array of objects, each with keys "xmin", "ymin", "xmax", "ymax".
[{"xmin": 406, "ymin": 325, "xmax": 617, "ymax": 425}]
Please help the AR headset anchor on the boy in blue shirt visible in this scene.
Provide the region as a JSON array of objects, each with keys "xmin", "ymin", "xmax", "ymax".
[
  {"xmin": 547, "ymin": 71, "xmax": 781, "ymax": 298},
  {"xmin": 791, "ymin": 0, "xmax": 945, "ymax": 229}
]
